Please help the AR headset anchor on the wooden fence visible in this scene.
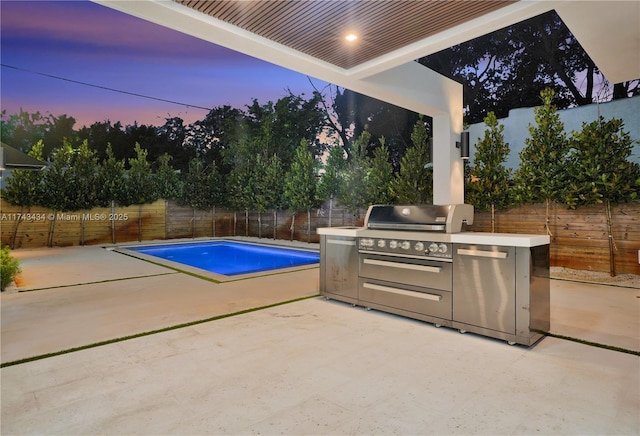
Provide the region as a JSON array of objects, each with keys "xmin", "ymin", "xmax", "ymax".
[
  {"xmin": 470, "ymin": 202, "xmax": 639, "ymax": 275},
  {"xmin": 1, "ymin": 199, "xmax": 638, "ymax": 274}
]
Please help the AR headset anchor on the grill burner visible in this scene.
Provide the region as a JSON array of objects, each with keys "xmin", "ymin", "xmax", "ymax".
[{"xmin": 358, "ymin": 204, "xmax": 474, "ymax": 261}]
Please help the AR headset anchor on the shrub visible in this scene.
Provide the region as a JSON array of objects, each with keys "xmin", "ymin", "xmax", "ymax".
[{"xmin": 1, "ymin": 246, "xmax": 21, "ymax": 291}]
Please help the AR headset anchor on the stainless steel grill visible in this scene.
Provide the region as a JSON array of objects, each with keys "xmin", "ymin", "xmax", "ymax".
[
  {"xmin": 319, "ymin": 203, "xmax": 549, "ymax": 347},
  {"xmin": 356, "ymin": 204, "xmax": 473, "ymax": 328}
]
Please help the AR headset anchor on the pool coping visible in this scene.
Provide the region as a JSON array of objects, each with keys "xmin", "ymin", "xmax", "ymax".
[{"xmin": 113, "ymin": 237, "xmax": 320, "ymax": 283}]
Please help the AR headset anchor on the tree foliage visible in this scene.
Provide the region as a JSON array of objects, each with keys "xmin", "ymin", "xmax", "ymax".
[
  {"xmin": 97, "ymin": 143, "xmax": 127, "ymax": 207},
  {"xmin": 316, "ymin": 146, "xmax": 347, "ymax": 205},
  {"xmin": 123, "ymin": 143, "xmax": 157, "ymax": 206},
  {"xmin": 66, "ymin": 140, "xmax": 100, "ymax": 210},
  {"xmin": 336, "ymin": 130, "xmax": 373, "ymax": 211},
  {"xmin": 563, "ymin": 117, "xmax": 640, "ymax": 276},
  {"xmin": 367, "ymin": 137, "xmax": 394, "ymax": 204},
  {"xmin": 2, "ymin": 140, "xmax": 46, "ymax": 208},
  {"xmin": 419, "ymin": 10, "xmax": 639, "ymax": 124},
  {"xmin": 563, "ymin": 117, "xmax": 640, "ymax": 208},
  {"xmin": 154, "ymin": 153, "xmax": 182, "ymax": 200},
  {"xmin": 284, "ymin": 140, "xmax": 317, "ymax": 213},
  {"xmin": 252, "ymin": 154, "xmax": 284, "ymax": 213},
  {"xmin": 514, "ymin": 88, "xmax": 570, "ymax": 204},
  {"xmin": 0, "ymin": 109, "xmax": 47, "ymax": 153},
  {"xmin": 41, "ymin": 141, "xmax": 76, "ymax": 212},
  {"xmin": 330, "ymin": 88, "xmax": 423, "ymax": 170},
  {"xmin": 390, "ymin": 118, "xmax": 433, "ymax": 204},
  {"xmin": 182, "ymin": 158, "xmax": 222, "ymax": 210},
  {"xmin": 467, "ymin": 112, "xmax": 512, "ymax": 217}
]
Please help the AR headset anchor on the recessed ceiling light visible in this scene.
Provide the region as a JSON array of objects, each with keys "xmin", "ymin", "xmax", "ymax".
[{"xmin": 345, "ymin": 33, "xmax": 358, "ymax": 42}]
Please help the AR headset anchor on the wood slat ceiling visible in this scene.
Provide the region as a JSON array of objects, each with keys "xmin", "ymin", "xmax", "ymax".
[{"xmin": 175, "ymin": 0, "xmax": 515, "ymax": 70}]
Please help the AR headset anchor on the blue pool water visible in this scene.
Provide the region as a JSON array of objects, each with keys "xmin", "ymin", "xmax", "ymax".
[{"xmin": 129, "ymin": 241, "xmax": 319, "ymax": 276}]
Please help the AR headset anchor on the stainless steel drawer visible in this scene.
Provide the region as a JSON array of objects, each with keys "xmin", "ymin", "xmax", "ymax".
[
  {"xmin": 359, "ymin": 254, "xmax": 452, "ymax": 291},
  {"xmin": 359, "ymin": 279, "xmax": 452, "ymax": 320}
]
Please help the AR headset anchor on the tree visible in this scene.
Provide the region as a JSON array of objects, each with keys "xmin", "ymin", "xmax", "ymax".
[
  {"xmin": 154, "ymin": 153, "xmax": 182, "ymax": 201},
  {"xmin": 563, "ymin": 117, "xmax": 640, "ymax": 276},
  {"xmin": 42, "ymin": 114, "xmax": 78, "ymax": 159},
  {"xmin": 1, "ymin": 140, "xmax": 46, "ymax": 248},
  {"xmin": 317, "ymin": 145, "xmax": 348, "ymax": 226},
  {"xmin": 514, "ymin": 88, "xmax": 570, "ymax": 235},
  {"xmin": 0, "ymin": 109, "xmax": 47, "ymax": 153},
  {"xmin": 390, "ymin": 118, "xmax": 433, "ymax": 204},
  {"xmin": 419, "ymin": 10, "xmax": 639, "ymax": 124},
  {"xmin": 467, "ymin": 112, "xmax": 512, "ymax": 231},
  {"xmin": 96, "ymin": 143, "xmax": 127, "ymax": 243},
  {"xmin": 251, "ymin": 154, "xmax": 284, "ymax": 238},
  {"xmin": 123, "ymin": 143, "xmax": 157, "ymax": 241},
  {"xmin": 284, "ymin": 140, "xmax": 318, "ymax": 241},
  {"xmin": 62, "ymin": 140, "xmax": 100, "ymax": 245},
  {"xmin": 367, "ymin": 137, "xmax": 394, "ymax": 204},
  {"xmin": 41, "ymin": 142, "xmax": 76, "ymax": 246},
  {"xmin": 330, "ymin": 87, "xmax": 422, "ymax": 169},
  {"xmin": 182, "ymin": 158, "xmax": 222, "ymax": 210},
  {"xmin": 244, "ymin": 92, "xmax": 326, "ymax": 167},
  {"xmin": 124, "ymin": 143, "xmax": 157, "ymax": 206},
  {"xmin": 97, "ymin": 143, "xmax": 127, "ymax": 208},
  {"xmin": 2, "ymin": 140, "xmax": 45, "ymax": 209},
  {"xmin": 337, "ymin": 130, "xmax": 373, "ymax": 213},
  {"xmin": 225, "ymin": 128, "xmax": 256, "ymax": 236},
  {"xmin": 182, "ymin": 157, "xmax": 223, "ymax": 237},
  {"xmin": 188, "ymin": 106, "xmax": 244, "ymax": 176}
]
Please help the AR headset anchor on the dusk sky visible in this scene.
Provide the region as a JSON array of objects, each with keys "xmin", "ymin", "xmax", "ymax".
[{"xmin": 1, "ymin": 0, "xmax": 330, "ymax": 128}]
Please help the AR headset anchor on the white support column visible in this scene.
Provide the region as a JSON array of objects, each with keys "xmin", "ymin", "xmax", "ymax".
[{"xmin": 432, "ymin": 114, "xmax": 464, "ymax": 205}]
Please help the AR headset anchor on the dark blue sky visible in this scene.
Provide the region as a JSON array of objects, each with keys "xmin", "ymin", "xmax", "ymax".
[{"xmin": 1, "ymin": 0, "xmax": 328, "ymax": 127}]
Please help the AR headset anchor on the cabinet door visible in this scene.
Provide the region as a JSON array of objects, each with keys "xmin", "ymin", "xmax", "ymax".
[
  {"xmin": 323, "ymin": 237, "xmax": 358, "ymax": 298},
  {"xmin": 453, "ymin": 244, "xmax": 516, "ymax": 334}
]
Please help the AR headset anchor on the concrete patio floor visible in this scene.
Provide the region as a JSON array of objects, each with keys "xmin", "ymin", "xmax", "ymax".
[{"xmin": 1, "ymin": 241, "xmax": 639, "ymax": 435}]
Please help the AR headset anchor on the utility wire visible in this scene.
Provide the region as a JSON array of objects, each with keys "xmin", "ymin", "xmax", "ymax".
[{"xmin": 1, "ymin": 63, "xmax": 213, "ymax": 112}]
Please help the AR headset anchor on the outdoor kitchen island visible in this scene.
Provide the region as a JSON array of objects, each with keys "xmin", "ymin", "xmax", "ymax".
[{"xmin": 318, "ymin": 205, "xmax": 551, "ymax": 347}]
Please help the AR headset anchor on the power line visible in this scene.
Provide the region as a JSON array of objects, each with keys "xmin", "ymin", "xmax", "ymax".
[{"xmin": 1, "ymin": 63, "xmax": 213, "ymax": 112}]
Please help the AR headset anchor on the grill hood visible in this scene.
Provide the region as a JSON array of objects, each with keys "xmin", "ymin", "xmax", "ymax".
[{"xmin": 363, "ymin": 204, "xmax": 474, "ymax": 233}]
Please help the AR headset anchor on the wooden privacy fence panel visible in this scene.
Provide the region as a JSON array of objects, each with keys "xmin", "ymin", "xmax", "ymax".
[
  {"xmin": 0, "ymin": 200, "xmax": 165, "ymax": 248},
  {"xmin": 2, "ymin": 198, "xmax": 638, "ymax": 274},
  {"xmin": 470, "ymin": 202, "xmax": 639, "ymax": 275}
]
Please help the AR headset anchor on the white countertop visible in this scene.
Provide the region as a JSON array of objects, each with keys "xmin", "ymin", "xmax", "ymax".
[
  {"xmin": 317, "ymin": 227, "xmax": 362, "ymax": 237},
  {"xmin": 318, "ymin": 227, "xmax": 549, "ymax": 247},
  {"xmin": 452, "ymin": 232, "xmax": 550, "ymax": 247}
]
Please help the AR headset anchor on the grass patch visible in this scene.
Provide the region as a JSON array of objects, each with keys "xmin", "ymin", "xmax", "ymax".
[
  {"xmin": 1, "ymin": 294, "xmax": 319, "ymax": 368},
  {"xmin": 16, "ymin": 272, "xmax": 177, "ymax": 293},
  {"xmin": 546, "ymin": 332, "xmax": 640, "ymax": 356}
]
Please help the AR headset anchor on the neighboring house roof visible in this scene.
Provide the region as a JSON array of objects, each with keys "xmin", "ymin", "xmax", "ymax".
[{"xmin": 0, "ymin": 143, "xmax": 47, "ymax": 171}]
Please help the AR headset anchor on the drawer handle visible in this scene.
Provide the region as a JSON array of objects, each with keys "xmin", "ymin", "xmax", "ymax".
[
  {"xmin": 327, "ymin": 239, "xmax": 355, "ymax": 246},
  {"xmin": 457, "ymin": 249, "xmax": 508, "ymax": 259},
  {"xmin": 363, "ymin": 259, "xmax": 441, "ymax": 273},
  {"xmin": 363, "ymin": 283, "xmax": 442, "ymax": 301}
]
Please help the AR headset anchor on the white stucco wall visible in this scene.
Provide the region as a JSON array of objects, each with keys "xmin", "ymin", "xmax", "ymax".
[{"xmin": 466, "ymin": 95, "xmax": 640, "ymax": 169}]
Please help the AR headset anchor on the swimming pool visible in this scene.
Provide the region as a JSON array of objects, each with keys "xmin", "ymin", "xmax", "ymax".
[{"xmin": 128, "ymin": 240, "xmax": 319, "ymax": 276}]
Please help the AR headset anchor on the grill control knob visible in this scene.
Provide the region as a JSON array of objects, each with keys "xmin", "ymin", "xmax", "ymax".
[
  {"xmin": 389, "ymin": 240, "xmax": 398, "ymax": 249},
  {"xmin": 428, "ymin": 243, "xmax": 439, "ymax": 253},
  {"xmin": 438, "ymin": 243, "xmax": 448, "ymax": 253},
  {"xmin": 361, "ymin": 238, "xmax": 374, "ymax": 248},
  {"xmin": 400, "ymin": 241, "xmax": 411, "ymax": 250},
  {"xmin": 414, "ymin": 242, "xmax": 425, "ymax": 252},
  {"xmin": 377, "ymin": 239, "xmax": 386, "ymax": 248}
]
